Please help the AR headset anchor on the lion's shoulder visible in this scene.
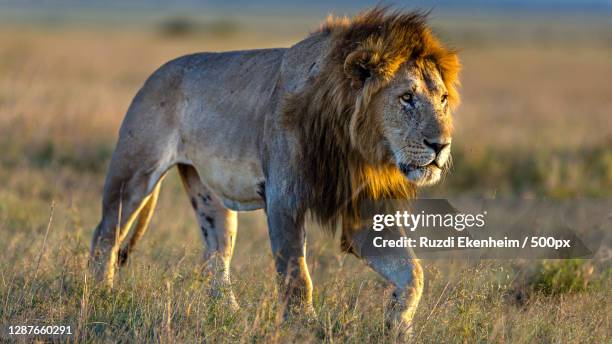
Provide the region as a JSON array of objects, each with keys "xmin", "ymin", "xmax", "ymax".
[{"xmin": 279, "ymin": 34, "xmax": 332, "ymax": 94}]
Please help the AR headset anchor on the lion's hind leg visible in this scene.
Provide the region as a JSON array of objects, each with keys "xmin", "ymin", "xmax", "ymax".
[
  {"xmin": 90, "ymin": 131, "xmax": 174, "ymax": 287},
  {"xmin": 177, "ymin": 164, "xmax": 239, "ymax": 310},
  {"xmin": 90, "ymin": 168, "xmax": 169, "ymax": 287},
  {"xmin": 117, "ymin": 179, "xmax": 162, "ymax": 267}
]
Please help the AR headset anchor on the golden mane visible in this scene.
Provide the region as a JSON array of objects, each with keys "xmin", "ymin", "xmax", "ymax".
[{"xmin": 282, "ymin": 7, "xmax": 461, "ymax": 241}]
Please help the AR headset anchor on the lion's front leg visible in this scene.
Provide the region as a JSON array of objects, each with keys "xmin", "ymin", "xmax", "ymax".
[
  {"xmin": 371, "ymin": 255, "xmax": 424, "ymax": 337},
  {"xmin": 345, "ymin": 226, "xmax": 424, "ymax": 339},
  {"xmin": 265, "ymin": 199, "xmax": 315, "ymax": 319}
]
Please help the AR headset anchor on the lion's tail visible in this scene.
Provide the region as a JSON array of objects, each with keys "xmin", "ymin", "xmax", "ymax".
[{"xmin": 117, "ymin": 181, "xmax": 162, "ymax": 266}]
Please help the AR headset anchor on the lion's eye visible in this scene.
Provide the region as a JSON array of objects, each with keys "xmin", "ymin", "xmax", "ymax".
[
  {"xmin": 441, "ymin": 94, "xmax": 448, "ymax": 105},
  {"xmin": 399, "ymin": 93, "xmax": 414, "ymax": 107}
]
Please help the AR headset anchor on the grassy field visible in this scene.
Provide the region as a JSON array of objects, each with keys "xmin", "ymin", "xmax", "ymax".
[{"xmin": 0, "ymin": 11, "xmax": 611, "ymax": 343}]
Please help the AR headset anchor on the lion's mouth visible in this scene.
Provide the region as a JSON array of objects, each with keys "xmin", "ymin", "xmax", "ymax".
[{"xmin": 398, "ymin": 162, "xmax": 441, "ymax": 186}]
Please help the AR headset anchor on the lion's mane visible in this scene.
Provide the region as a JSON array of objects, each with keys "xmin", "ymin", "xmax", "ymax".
[{"xmin": 282, "ymin": 7, "xmax": 461, "ymax": 243}]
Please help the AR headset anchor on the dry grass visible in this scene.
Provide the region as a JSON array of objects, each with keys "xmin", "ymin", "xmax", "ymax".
[{"xmin": 0, "ymin": 13, "xmax": 611, "ymax": 343}]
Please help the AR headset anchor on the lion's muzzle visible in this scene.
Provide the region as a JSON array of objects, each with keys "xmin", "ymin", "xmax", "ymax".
[
  {"xmin": 397, "ymin": 138, "xmax": 451, "ymax": 186},
  {"xmin": 423, "ymin": 138, "xmax": 451, "ymax": 168}
]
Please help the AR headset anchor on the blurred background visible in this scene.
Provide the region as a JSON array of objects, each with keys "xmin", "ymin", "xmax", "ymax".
[
  {"xmin": 0, "ymin": 1, "xmax": 610, "ymax": 342},
  {"xmin": 1, "ymin": 0, "xmax": 610, "ymax": 198}
]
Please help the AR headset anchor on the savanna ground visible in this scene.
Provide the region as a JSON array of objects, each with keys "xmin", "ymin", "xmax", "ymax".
[{"xmin": 0, "ymin": 9, "xmax": 611, "ymax": 343}]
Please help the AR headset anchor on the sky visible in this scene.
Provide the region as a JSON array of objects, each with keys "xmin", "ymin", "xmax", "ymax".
[{"xmin": 2, "ymin": 0, "xmax": 612, "ymax": 13}]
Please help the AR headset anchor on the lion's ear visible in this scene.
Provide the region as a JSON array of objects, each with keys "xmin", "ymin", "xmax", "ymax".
[{"xmin": 344, "ymin": 50, "xmax": 386, "ymax": 88}]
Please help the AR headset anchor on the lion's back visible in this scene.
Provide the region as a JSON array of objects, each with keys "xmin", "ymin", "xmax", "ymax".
[{"xmin": 120, "ymin": 47, "xmax": 287, "ymax": 147}]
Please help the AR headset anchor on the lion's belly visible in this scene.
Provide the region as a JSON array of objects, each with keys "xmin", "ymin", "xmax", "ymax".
[
  {"xmin": 189, "ymin": 154, "xmax": 265, "ymax": 211},
  {"xmin": 178, "ymin": 105, "xmax": 267, "ymax": 211},
  {"xmin": 180, "ymin": 111, "xmax": 267, "ymax": 211}
]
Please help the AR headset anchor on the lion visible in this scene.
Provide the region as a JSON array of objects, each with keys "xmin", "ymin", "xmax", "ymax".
[{"xmin": 90, "ymin": 7, "xmax": 460, "ymax": 336}]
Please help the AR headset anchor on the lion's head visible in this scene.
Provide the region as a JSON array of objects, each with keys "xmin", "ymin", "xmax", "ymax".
[
  {"xmin": 284, "ymin": 7, "xmax": 461, "ymax": 229},
  {"xmin": 338, "ymin": 8, "xmax": 460, "ymax": 187},
  {"xmin": 348, "ymin": 59, "xmax": 456, "ymax": 186}
]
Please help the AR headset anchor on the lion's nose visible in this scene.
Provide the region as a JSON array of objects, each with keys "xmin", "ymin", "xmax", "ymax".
[{"xmin": 423, "ymin": 138, "xmax": 450, "ymax": 156}]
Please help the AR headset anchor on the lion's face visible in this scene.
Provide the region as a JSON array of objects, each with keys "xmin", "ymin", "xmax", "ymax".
[{"xmin": 375, "ymin": 61, "xmax": 453, "ymax": 186}]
